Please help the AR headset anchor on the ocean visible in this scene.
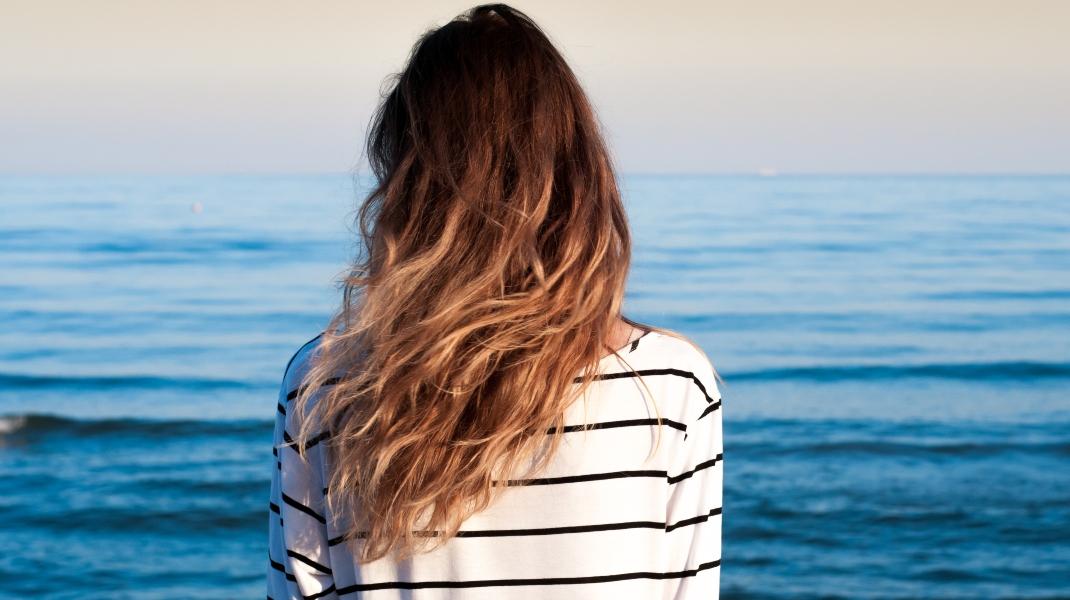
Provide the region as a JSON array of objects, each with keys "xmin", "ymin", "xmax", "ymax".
[{"xmin": 1, "ymin": 174, "xmax": 1068, "ymax": 599}]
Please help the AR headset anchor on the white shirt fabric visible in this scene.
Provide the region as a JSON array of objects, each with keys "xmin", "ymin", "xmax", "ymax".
[{"xmin": 267, "ymin": 328, "xmax": 723, "ymax": 600}]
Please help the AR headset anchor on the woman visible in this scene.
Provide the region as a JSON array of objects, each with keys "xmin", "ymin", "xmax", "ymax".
[{"xmin": 267, "ymin": 4, "xmax": 723, "ymax": 599}]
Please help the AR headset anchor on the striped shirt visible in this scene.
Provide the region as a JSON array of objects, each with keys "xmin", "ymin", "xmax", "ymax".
[{"xmin": 267, "ymin": 328, "xmax": 723, "ymax": 599}]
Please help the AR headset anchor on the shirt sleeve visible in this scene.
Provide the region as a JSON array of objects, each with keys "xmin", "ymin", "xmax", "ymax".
[
  {"xmin": 267, "ymin": 343, "xmax": 338, "ymax": 600},
  {"xmin": 666, "ymin": 353, "xmax": 724, "ymax": 599}
]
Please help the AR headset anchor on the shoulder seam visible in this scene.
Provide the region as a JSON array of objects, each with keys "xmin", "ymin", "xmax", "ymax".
[
  {"xmin": 658, "ymin": 336, "xmax": 719, "ymax": 428},
  {"xmin": 628, "ymin": 328, "xmax": 653, "ymax": 353}
]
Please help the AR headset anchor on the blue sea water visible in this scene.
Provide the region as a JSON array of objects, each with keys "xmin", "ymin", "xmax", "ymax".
[{"xmin": 1, "ymin": 174, "xmax": 1068, "ymax": 599}]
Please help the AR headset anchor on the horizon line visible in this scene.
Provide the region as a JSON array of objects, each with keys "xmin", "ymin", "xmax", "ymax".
[{"xmin": 2, "ymin": 170, "xmax": 1069, "ymax": 178}]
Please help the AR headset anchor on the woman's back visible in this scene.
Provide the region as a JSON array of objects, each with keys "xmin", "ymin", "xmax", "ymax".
[
  {"xmin": 265, "ymin": 4, "xmax": 724, "ymax": 597},
  {"xmin": 268, "ymin": 328, "xmax": 723, "ymax": 599}
]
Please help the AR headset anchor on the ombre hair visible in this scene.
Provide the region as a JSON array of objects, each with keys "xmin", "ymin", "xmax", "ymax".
[{"xmin": 289, "ymin": 3, "xmax": 659, "ymax": 564}]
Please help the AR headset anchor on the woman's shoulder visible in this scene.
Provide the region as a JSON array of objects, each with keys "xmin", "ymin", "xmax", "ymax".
[
  {"xmin": 639, "ymin": 327, "xmax": 717, "ymax": 372},
  {"xmin": 636, "ymin": 326, "xmax": 721, "ymax": 396},
  {"xmin": 639, "ymin": 328, "xmax": 722, "ymax": 425},
  {"xmin": 279, "ymin": 332, "xmax": 326, "ymax": 396}
]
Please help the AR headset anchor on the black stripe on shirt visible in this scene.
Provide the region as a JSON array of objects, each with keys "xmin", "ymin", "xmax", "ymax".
[
  {"xmin": 304, "ymin": 585, "xmax": 337, "ymax": 600},
  {"xmin": 268, "ymin": 554, "xmax": 297, "ymax": 582},
  {"xmin": 666, "ymin": 506, "xmax": 723, "ymax": 532},
  {"xmin": 668, "ymin": 453, "xmax": 724, "ymax": 485},
  {"xmin": 557, "ymin": 417, "xmax": 686, "ymax": 434},
  {"xmin": 284, "ymin": 417, "xmax": 685, "ymax": 461},
  {"xmin": 282, "ymin": 492, "xmax": 327, "ymax": 524},
  {"xmin": 283, "ymin": 430, "xmax": 331, "ymax": 452},
  {"xmin": 697, "ymin": 399, "xmax": 721, "ymax": 422},
  {"xmin": 286, "ymin": 549, "xmax": 333, "ymax": 575},
  {"xmin": 317, "ymin": 451, "xmax": 722, "ymax": 497},
  {"xmin": 629, "ymin": 329, "xmax": 651, "ymax": 353},
  {"xmin": 497, "ymin": 468, "xmax": 662, "ymax": 487},
  {"xmin": 578, "ymin": 368, "xmax": 717, "ymax": 407},
  {"xmin": 333, "ymin": 558, "xmax": 721, "ymax": 593},
  {"xmin": 286, "ymin": 376, "xmax": 342, "ymax": 402},
  {"xmin": 499, "ymin": 452, "xmax": 722, "ymax": 487},
  {"xmin": 270, "ymin": 553, "xmax": 336, "ymax": 600},
  {"xmin": 326, "ymin": 505, "xmax": 723, "ymax": 546}
]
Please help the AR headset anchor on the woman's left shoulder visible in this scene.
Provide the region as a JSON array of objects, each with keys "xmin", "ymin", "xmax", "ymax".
[{"xmin": 280, "ymin": 333, "xmax": 325, "ymax": 394}]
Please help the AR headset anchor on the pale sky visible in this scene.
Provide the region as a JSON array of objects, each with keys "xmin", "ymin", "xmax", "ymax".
[{"xmin": 2, "ymin": 0, "xmax": 1068, "ymax": 174}]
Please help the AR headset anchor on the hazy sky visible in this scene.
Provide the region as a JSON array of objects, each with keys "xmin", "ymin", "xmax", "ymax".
[{"xmin": 2, "ymin": 0, "xmax": 1068, "ymax": 174}]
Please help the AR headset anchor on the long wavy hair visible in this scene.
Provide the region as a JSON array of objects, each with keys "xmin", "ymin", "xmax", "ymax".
[{"xmin": 289, "ymin": 3, "xmax": 660, "ymax": 564}]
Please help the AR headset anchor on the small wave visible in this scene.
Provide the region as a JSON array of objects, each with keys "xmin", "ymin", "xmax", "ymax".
[
  {"xmin": 81, "ymin": 237, "xmax": 286, "ymax": 255},
  {"xmin": 0, "ymin": 413, "xmax": 271, "ymax": 438},
  {"xmin": 795, "ymin": 439, "xmax": 1070, "ymax": 458},
  {"xmin": 15, "ymin": 503, "xmax": 265, "ymax": 535},
  {"xmin": 726, "ymin": 360, "xmax": 1070, "ymax": 382},
  {"xmin": 924, "ymin": 289, "xmax": 1070, "ymax": 301},
  {"xmin": 0, "ymin": 372, "xmax": 260, "ymax": 392}
]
